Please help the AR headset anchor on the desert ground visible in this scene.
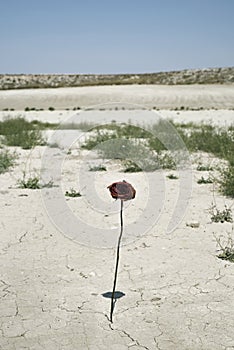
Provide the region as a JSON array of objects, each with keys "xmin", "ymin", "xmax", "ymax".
[{"xmin": 0, "ymin": 84, "xmax": 234, "ymax": 350}]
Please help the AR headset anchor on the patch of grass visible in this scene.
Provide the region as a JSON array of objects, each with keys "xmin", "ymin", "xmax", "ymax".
[
  {"xmin": 89, "ymin": 165, "xmax": 107, "ymax": 171},
  {"xmin": 179, "ymin": 124, "xmax": 234, "ymax": 162},
  {"xmin": 83, "ymin": 121, "xmax": 152, "ymax": 139},
  {"xmin": 174, "ymin": 122, "xmax": 234, "ymax": 197},
  {"xmin": 81, "ymin": 120, "xmax": 182, "ymax": 154},
  {"xmin": 96, "ymin": 138, "xmax": 160, "ymax": 171},
  {"xmin": 215, "ymin": 231, "xmax": 234, "ymax": 262},
  {"xmin": 96, "ymin": 138, "xmax": 133, "ymax": 159},
  {"xmin": 80, "ymin": 121, "xmax": 234, "ymax": 181},
  {"xmin": 80, "ymin": 122, "xmax": 179, "ymax": 171},
  {"xmin": 0, "ymin": 149, "xmax": 16, "ymax": 174},
  {"xmin": 167, "ymin": 173, "xmax": 179, "ymax": 179},
  {"xmin": 197, "ymin": 176, "xmax": 214, "ymax": 184},
  {"xmin": 0, "ymin": 117, "xmax": 45, "ymax": 149},
  {"xmin": 65, "ymin": 188, "xmax": 82, "ymax": 197}
]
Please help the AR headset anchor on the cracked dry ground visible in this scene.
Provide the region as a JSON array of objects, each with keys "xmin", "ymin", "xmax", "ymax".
[{"xmin": 0, "ymin": 146, "xmax": 234, "ymax": 350}]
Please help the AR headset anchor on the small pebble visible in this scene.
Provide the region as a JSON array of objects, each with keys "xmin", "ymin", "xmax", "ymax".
[{"xmin": 186, "ymin": 221, "xmax": 200, "ymax": 228}]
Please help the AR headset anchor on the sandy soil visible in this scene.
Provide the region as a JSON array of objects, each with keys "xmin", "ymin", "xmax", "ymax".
[
  {"xmin": 1, "ymin": 84, "xmax": 234, "ymax": 110},
  {"xmin": 1, "ymin": 109, "xmax": 234, "ymax": 129},
  {"xmin": 0, "ymin": 85, "xmax": 234, "ymax": 349}
]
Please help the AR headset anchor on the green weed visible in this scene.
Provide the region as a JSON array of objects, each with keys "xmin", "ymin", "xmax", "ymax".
[
  {"xmin": 209, "ymin": 204, "xmax": 232, "ymax": 223},
  {"xmin": 18, "ymin": 174, "xmax": 41, "ymax": 189},
  {"xmin": 215, "ymin": 230, "xmax": 234, "ymax": 262},
  {"xmin": 65, "ymin": 188, "xmax": 82, "ymax": 197}
]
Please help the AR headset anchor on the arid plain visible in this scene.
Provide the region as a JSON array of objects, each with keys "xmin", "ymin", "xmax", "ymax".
[{"xmin": 0, "ymin": 83, "xmax": 234, "ymax": 350}]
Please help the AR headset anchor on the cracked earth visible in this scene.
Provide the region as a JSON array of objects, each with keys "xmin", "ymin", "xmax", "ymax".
[{"xmin": 1, "ymin": 116, "xmax": 234, "ymax": 349}]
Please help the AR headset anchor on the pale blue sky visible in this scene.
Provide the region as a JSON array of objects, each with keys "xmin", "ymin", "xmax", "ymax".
[{"xmin": 1, "ymin": 0, "xmax": 233, "ymax": 74}]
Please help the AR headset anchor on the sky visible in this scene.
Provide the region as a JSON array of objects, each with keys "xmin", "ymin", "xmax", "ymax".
[{"xmin": 0, "ymin": 0, "xmax": 234, "ymax": 74}]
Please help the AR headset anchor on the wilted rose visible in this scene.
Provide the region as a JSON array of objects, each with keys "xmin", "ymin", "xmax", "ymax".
[{"xmin": 107, "ymin": 180, "xmax": 136, "ymax": 201}]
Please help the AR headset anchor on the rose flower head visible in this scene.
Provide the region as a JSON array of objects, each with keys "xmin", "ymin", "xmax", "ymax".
[{"xmin": 107, "ymin": 180, "xmax": 136, "ymax": 201}]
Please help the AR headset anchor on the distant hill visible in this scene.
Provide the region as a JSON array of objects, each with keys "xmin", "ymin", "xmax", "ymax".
[{"xmin": 0, "ymin": 67, "xmax": 234, "ymax": 90}]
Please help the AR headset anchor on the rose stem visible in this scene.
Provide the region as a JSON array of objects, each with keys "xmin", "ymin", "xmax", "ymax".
[{"xmin": 110, "ymin": 199, "xmax": 124, "ymax": 323}]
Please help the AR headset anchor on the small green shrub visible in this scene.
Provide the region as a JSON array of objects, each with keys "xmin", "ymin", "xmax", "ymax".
[
  {"xmin": 0, "ymin": 149, "xmax": 16, "ymax": 174},
  {"xmin": 215, "ymin": 231, "xmax": 234, "ymax": 262},
  {"xmin": 197, "ymin": 176, "xmax": 214, "ymax": 184},
  {"xmin": 48, "ymin": 106, "xmax": 55, "ymax": 111},
  {"xmin": 18, "ymin": 174, "xmax": 41, "ymax": 189},
  {"xmin": 167, "ymin": 174, "xmax": 179, "ymax": 179},
  {"xmin": 65, "ymin": 188, "xmax": 82, "ymax": 197},
  {"xmin": 209, "ymin": 204, "xmax": 232, "ymax": 223}
]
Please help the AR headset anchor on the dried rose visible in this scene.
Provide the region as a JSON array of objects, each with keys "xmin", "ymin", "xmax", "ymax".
[{"xmin": 107, "ymin": 180, "xmax": 136, "ymax": 201}]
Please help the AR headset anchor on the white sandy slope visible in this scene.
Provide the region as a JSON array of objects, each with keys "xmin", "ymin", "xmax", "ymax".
[
  {"xmin": 0, "ymin": 84, "xmax": 234, "ymax": 110},
  {"xmin": 0, "ymin": 85, "xmax": 234, "ymax": 349}
]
